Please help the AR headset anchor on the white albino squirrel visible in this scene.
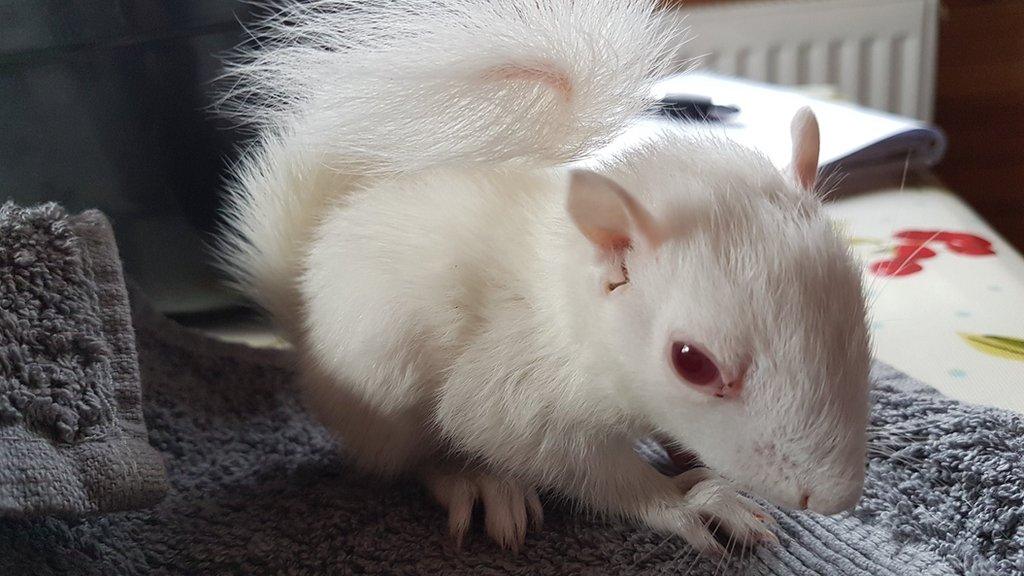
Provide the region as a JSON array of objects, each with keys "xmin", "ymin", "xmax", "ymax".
[{"xmin": 219, "ymin": 0, "xmax": 871, "ymax": 554}]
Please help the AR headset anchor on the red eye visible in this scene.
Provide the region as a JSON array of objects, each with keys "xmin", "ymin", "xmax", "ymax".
[{"xmin": 671, "ymin": 342, "xmax": 720, "ymax": 385}]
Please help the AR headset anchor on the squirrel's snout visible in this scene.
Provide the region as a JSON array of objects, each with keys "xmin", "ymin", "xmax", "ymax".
[{"xmin": 804, "ymin": 476, "xmax": 865, "ymax": 514}]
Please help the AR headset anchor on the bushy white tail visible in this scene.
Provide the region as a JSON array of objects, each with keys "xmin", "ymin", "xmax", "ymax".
[{"xmin": 218, "ymin": 0, "xmax": 674, "ymax": 326}]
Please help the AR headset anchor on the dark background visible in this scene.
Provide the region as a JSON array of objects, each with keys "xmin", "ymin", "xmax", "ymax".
[{"xmin": 1, "ymin": 0, "xmax": 257, "ymax": 314}]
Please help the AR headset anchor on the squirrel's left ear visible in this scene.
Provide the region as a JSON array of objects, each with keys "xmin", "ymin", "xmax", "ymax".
[
  {"xmin": 567, "ymin": 169, "xmax": 662, "ymax": 293},
  {"xmin": 788, "ymin": 107, "xmax": 820, "ymax": 191},
  {"xmin": 566, "ymin": 169, "xmax": 662, "ymax": 255}
]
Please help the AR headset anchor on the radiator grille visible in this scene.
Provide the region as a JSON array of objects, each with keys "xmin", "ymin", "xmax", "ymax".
[{"xmin": 666, "ymin": 0, "xmax": 939, "ymax": 120}]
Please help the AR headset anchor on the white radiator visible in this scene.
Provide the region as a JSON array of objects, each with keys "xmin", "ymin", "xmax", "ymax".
[{"xmin": 666, "ymin": 0, "xmax": 940, "ymax": 121}]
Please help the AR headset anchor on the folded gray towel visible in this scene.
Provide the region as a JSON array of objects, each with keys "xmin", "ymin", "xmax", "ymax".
[
  {"xmin": 1, "ymin": 292, "xmax": 1020, "ymax": 574},
  {"xmin": 0, "ymin": 203, "xmax": 167, "ymax": 516}
]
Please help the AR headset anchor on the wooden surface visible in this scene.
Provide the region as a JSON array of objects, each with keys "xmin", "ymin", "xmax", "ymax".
[{"xmin": 933, "ymin": 0, "xmax": 1024, "ymax": 250}]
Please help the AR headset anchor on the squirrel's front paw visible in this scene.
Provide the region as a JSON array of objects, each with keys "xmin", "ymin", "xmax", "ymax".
[
  {"xmin": 645, "ymin": 469, "xmax": 777, "ymax": 557},
  {"xmin": 424, "ymin": 468, "xmax": 543, "ymax": 550}
]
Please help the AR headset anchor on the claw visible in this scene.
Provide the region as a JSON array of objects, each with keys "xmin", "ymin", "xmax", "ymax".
[
  {"xmin": 424, "ymin": 468, "xmax": 543, "ymax": 550},
  {"xmin": 646, "ymin": 475, "xmax": 780, "ymax": 559},
  {"xmin": 526, "ymin": 488, "xmax": 544, "ymax": 531}
]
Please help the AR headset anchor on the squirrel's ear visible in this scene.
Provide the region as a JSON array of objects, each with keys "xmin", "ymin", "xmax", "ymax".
[
  {"xmin": 567, "ymin": 169, "xmax": 662, "ymax": 256},
  {"xmin": 567, "ymin": 169, "xmax": 661, "ymax": 293},
  {"xmin": 788, "ymin": 107, "xmax": 820, "ymax": 191}
]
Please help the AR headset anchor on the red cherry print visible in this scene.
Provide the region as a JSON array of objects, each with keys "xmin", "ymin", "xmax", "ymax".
[
  {"xmin": 892, "ymin": 244, "xmax": 936, "ymax": 260},
  {"xmin": 868, "ymin": 230, "xmax": 995, "ymax": 277},
  {"xmin": 893, "ymin": 230, "xmax": 995, "ymax": 256},
  {"xmin": 946, "ymin": 237, "xmax": 995, "ymax": 256},
  {"xmin": 868, "ymin": 241, "xmax": 933, "ymax": 276},
  {"xmin": 869, "ymin": 259, "xmax": 923, "ymax": 277},
  {"xmin": 894, "ymin": 230, "xmax": 953, "ymax": 243},
  {"xmin": 948, "ymin": 244, "xmax": 996, "ymax": 256},
  {"xmin": 939, "ymin": 232, "xmax": 990, "ymax": 245}
]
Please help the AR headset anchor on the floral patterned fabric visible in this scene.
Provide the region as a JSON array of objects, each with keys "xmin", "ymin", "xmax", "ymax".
[{"xmin": 828, "ymin": 187, "xmax": 1024, "ymax": 413}]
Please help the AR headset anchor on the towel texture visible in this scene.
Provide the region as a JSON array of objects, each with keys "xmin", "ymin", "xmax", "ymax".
[
  {"xmin": 0, "ymin": 203, "xmax": 167, "ymax": 516},
  {"xmin": 2, "ymin": 291, "xmax": 1021, "ymax": 574},
  {"xmin": 859, "ymin": 367, "xmax": 1024, "ymax": 575}
]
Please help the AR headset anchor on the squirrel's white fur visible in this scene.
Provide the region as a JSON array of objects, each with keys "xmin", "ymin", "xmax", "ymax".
[{"xmin": 220, "ymin": 0, "xmax": 871, "ymax": 554}]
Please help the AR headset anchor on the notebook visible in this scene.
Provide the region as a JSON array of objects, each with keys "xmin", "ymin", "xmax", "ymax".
[{"xmin": 599, "ymin": 72, "xmax": 946, "ymax": 184}]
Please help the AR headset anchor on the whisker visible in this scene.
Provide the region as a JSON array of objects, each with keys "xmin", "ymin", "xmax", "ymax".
[
  {"xmin": 867, "ymin": 422, "xmax": 935, "ymax": 435},
  {"xmin": 677, "ymin": 521, "xmax": 712, "ymax": 576},
  {"xmin": 868, "ymin": 230, "xmax": 943, "ymax": 307},
  {"xmin": 868, "ymin": 450, "xmax": 925, "ymax": 467},
  {"xmin": 898, "ymin": 150, "xmax": 912, "ymax": 197},
  {"xmin": 737, "ymin": 540, "xmax": 749, "ymax": 575},
  {"xmin": 869, "ymin": 436, "xmax": 924, "ymax": 451},
  {"xmin": 629, "ymin": 533, "xmax": 674, "ymax": 569},
  {"xmin": 684, "ymin": 511, "xmax": 720, "ymax": 575},
  {"xmin": 713, "ymin": 549, "xmax": 728, "ymax": 576},
  {"xmin": 678, "ymin": 548, "xmax": 703, "ymax": 576},
  {"xmin": 867, "ymin": 439, "xmax": 925, "ymax": 452},
  {"xmin": 718, "ymin": 525, "xmax": 737, "ymax": 576},
  {"xmin": 866, "ymin": 447, "xmax": 962, "ymax": 492},
  {"xmin": 868, "ymin": 430, "xmax": 931, "ymax": 444},
  {"xmin": 864, "ymin": 428, "xmax": 929, "ymax": 436},
  {"xmin": 869, "ymin": 436, "xmax": 930, "ymax": 447},
  {"xmin": 861, "ymin": 150, "xmax": 914, "ymax": 308},
  {"xmin": 817, "ymin": 170, "xmax": 848, "ymax": 202}
]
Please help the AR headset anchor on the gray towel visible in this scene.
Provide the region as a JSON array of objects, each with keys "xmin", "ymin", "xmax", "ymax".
[
  {"xmin": 2, "ymin": 290, "xmax": 1021, "ymax": 574},
  {"xmin": 0, "ymin": 203, "xmax": 167, "ymax": 516}
]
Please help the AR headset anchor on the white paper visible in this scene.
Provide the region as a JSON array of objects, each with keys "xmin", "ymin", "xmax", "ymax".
[{"xmin": 599, "ymin": 73, "xmax": 945, "ymax": 176}]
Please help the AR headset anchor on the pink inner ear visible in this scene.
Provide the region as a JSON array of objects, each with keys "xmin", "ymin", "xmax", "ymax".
[
  {"xmin": 566, "ymin": 170, "xmax": 634, "ymax": 255},
  {"xmin": 597, "ymin": 232, "xmax": 631, "ymax": 254},
  {"xmin": 572, "ymin": 219, "xmax": 633, "ymax": 258},
  {"xmin": 790, "ymin": 107, "xmax": 820, "ymax": 191},
  {"xmin": 566, "ymin": 169, "xmax": 663, "ymax": 257}
]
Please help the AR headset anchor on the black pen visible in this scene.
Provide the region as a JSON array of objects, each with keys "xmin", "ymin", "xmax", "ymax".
[{"xmin": 656, "ymin": 95, "xmax": 740, "ymax": 121}]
